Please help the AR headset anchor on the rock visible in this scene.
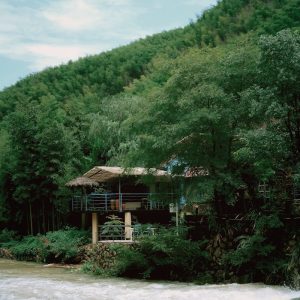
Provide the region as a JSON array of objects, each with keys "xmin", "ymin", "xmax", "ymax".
[{"xmin": 0, "ymin": 248, "xmax": 14, "ymax": 259}]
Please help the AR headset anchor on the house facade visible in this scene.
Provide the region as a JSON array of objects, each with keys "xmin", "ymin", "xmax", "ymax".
[{"xmin": 66, "ymin": 166, "xmax": 180, "ymax": 244}]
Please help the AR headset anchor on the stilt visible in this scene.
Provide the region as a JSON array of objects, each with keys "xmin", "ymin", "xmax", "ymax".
[
  {"xmin": 92, "ymin": 212, "xmax": 98, "ymax": 244},
  {"xmin": 124, "ymin": 212, "xmax": 132, "ymax": 240}
]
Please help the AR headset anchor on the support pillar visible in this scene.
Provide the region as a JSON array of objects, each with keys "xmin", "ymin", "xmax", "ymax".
[
  {"xmin": 92, "ymin": 212, "xmax": 98, "ymax": 245},
  {"xmin": 124, "ymin": 212, "xmax": 132, "ymax": 240}
]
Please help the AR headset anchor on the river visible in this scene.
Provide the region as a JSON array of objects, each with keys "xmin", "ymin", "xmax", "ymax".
[{"xmin": 1, "ymin": 259, "xmax": 300, "ymax": 300}]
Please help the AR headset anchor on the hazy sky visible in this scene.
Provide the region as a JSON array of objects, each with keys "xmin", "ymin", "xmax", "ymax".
[{"xmin": 0, "ymin": 0, "xmax": 218, "ymax": 90}]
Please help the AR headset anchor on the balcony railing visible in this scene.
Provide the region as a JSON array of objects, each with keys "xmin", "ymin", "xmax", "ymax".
[
  {"xmin": 71, "ymin": 192, "xmax": 177, "ymax": 212},
  {"xmin": 99, "ymin": 224, "xmax": 157, "ymax": 241}
]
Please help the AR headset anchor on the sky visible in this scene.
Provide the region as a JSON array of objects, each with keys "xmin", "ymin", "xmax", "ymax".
[{"xmin": 0, "ymin": 0, "xmax": 218, "ymax": 91}]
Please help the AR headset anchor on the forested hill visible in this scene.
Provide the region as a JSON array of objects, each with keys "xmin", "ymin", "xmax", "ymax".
[
  {"xmin": 1, "ymin": 0, "xmax": 299, "ymax": 115},
  {"xmin": 0, "ymin": 0, "xmax": 299, "ymax": 234}
]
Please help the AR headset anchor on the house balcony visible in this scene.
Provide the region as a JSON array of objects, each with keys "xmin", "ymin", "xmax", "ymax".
[{"xmin": 71, "ymin": 192, "xmax": 177, "ymax": 212}]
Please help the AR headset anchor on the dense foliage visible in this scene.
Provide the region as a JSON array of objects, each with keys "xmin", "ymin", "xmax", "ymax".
[
  {"xmin": 0, "ymin": 228, "xmax": 89, "ymax": 263},
  {"xmin": 0, "ymin": 0, "xmax": 298, "ymax": 233},
  {"xmin": 0, "ymin": 0, "xmax": 300, "ymax": 286},
  {"xmin": 84, "ymin": 228, "xmax": 210, "ymax": 282}
]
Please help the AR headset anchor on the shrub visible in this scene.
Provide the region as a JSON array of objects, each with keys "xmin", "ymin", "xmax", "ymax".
[
  {"xmin": 44, "ymin": 227, "xmax": 90, "ymax": 263},
  {"xmin": 109, "ymin": 227, "xmax": 210, "ymax": 281},
  {"xmin": 81, "ymin": 261, "xmax": 108, "ymax": 276},
  {"xmin": 286, "ymin": 238, "xmax": 300, "ymax": 289},
  {"xmin": 224, "ymin": 214, "xmax": 288, "ymax": 284},
  {"xmin": 101, "ymin": 215, "xmax": 124, "ymax": 240},
  {"xmin": 139, "ymin": 229, "xmax": 209, "ymax": 280},
  {"xmin": 226, "ymin": 234, "xmax": 274, "ymax": 268},
  {"xmin": 110, "ymin": 244, "xmax": 149, "ymax": 278},
  {"xmin": 4, "ymin": 227, "xmax": 90, "ymax": 263},
  {"xmin": 82, "ymin": 242, "xmax": 118, "ymax": 276},
  {"xmin": 9, "ymin": 235, "xmax": 47, "ymax": 262}
]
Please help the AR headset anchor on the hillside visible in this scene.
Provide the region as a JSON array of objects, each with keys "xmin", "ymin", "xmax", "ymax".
[
  {"xmin": 0, "ymin": 0, "xmax": 300, "ymax": 287},
  {"xmin": 1, "ymin": 0, "xmax": 299, "ymax": 116},
  {"xmin": 0, "ymin": 0, "xmax": 299, "ymax": 236}
]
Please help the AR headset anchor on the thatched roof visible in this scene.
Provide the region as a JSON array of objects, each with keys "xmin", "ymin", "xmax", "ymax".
[
  {"xmin": 65, "ymin": 176, "xmax": 100, "ymax": 187},
  {"xmin": 185, "ymin": 167, "xmax": 209, "ymax": 177},
  {"xmin": 83, "ymin": 166, "xmax": 170, "ymax": 183}
]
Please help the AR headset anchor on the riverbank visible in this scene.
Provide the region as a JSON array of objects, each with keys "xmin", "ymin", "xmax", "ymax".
[
  {"xmin": 1, "ymin": 259, "xmax": 300, "ymax": 300},
  {"xmin": 1, "ymin": 227, "xmax": 300, "ymax": 288}
]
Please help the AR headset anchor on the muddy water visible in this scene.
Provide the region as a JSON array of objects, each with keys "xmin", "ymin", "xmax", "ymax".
[{"xmin": 0, "ymin": 259, "xmax": 300, "ymax": 300}]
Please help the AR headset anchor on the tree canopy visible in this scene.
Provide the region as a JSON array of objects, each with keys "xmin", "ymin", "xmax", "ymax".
[{"xmin": 0, "ymin": 0, "xmax": 299, "ymax": 234}]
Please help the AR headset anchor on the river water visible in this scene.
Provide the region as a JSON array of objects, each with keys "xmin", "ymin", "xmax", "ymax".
[{"xmin": 1, "ymin": 259, "xmax": 300, "ymax": 300}]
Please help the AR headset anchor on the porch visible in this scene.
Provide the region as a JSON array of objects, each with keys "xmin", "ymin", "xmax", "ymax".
[{"xmin": 71, "ymin": 192, "xmax": 176, "ymax": 212}]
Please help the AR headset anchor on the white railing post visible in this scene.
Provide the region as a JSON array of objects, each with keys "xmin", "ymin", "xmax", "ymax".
[{"xmin": 129, "ymin": 227, "xmax": 133, "ymax": 241}]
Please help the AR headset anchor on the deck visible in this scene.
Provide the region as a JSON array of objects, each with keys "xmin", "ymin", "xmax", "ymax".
[{"xmin": 71, "ymin": 192, "xmax": 177, "ymax": 212}]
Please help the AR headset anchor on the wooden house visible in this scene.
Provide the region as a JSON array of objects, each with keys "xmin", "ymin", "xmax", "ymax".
[{"xmin": 66, "ymin": 166, "xmax": 179, "ymax": 244}]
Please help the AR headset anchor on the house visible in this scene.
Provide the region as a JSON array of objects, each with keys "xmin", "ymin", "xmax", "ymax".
[{"xmin": 66, "ymin": 166, "xmax": 180, "ymax": 244}]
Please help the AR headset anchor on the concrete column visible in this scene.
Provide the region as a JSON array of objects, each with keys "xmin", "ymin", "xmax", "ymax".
[
  {"xmin": 124, "ymin": 212, "xmax": 132, "ymax": 240},
  {"xmin": 92, "ymin": 212, "xmax": 98, "ymax": 245}
]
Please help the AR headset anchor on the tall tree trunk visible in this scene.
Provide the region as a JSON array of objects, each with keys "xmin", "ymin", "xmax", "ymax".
[
  {"xmin": 57, "ymin": 211, "xmax": 60, "ymax": 229},
  {"xmin": 42, "ymin": 198, "xmax": 46, "ymax": 233},
  {"xmin": 27, "ymin": 210, "xmax": 30, "ymax": 235},
  {"xmin": 52, "ymin": 205, "xmax": 55, "ymax": 231},
  {"xmin": 29, "ymin": 201, "xmax": 33, "ymax": 235},
  {"xmin": 37, "ymin": 208, "xmax": 40, "ymax": 234},
  {"xmin": 47, "ymin": 209, "xmax": 50, "ymax": 232}
]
